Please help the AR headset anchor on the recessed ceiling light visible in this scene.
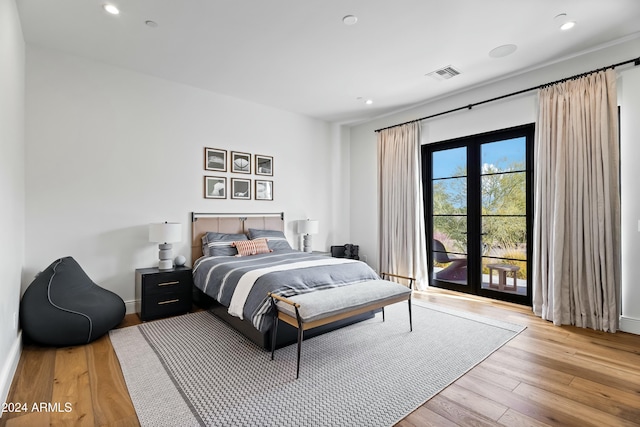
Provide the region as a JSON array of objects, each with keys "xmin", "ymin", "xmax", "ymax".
[
  {"xmin": 103, "ymin": 4, "xmax": 120, "ymax": 15},
  {"xmin": 145, "ymin": 20, "xmax": 158, "ymax": 28},
  {"xmin": 343, "ymin": 15, "xmax": 358, "ymax": 25},
  {"xmin": 489, "ymin": 44, "xmax": 517, "ymax": 58},
  {"xmin": 365, "ymin": 99, "xmax": 373, "ymax": 105},
  {"xmin": 554, "ymin": 13, "xmax": 576, "ymax": 31}
]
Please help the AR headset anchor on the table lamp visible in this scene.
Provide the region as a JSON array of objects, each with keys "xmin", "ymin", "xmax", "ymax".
[
  {"xmin": 298, "ymin": 219, "xmax": 319, "ymax": 253},
  {"xmin": 149, "ymin": 222, "xmax": 182, "ymax": 270}
]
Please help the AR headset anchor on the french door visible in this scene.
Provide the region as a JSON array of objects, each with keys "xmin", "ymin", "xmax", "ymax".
[{"xmin": 422, "ymin": 124, "xmax": 534, "ymax": 305}]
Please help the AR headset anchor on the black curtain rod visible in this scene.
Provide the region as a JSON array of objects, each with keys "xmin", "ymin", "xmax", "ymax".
[{"xmin": 375, "ymin": 56, "xmax": 640, "ymax": 133}]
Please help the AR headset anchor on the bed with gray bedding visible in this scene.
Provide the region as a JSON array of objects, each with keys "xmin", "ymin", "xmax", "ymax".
[
  {"xmin": 193, "ymin": 250, "xmax": 380, "ymax": 333},
  {"xmin": 189, "ymin": 213, "xmax": 381, "ymax": 349}
]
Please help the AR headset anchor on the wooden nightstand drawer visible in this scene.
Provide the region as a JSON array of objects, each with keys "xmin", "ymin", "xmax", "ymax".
[{"xmin": 135, "ymin": 266, "xmax": 193, "ymax": 321}]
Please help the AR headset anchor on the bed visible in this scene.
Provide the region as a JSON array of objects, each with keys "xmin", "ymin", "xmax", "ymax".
[{"xmin": 190, "ymin": 212, "xmax": 380, "ymax": 349}]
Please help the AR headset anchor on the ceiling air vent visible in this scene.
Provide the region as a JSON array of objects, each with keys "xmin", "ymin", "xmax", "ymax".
[{"xmin": 427, "ymin": 65, "xmax": 461, "ymax": 81}]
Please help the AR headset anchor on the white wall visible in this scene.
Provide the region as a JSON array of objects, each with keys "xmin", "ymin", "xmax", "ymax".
[
  {"xmin": 349, "ymin": 37, "xmax": 640, "ymax": 333},
  {"xmin": 620, "ymin": 65, "xmax": 640, "ymax": 334},
  {"xmin": 0, "ymin": 0, "xmax": 25, "ymax": 407},
  {"xmin": 327, "ymin": 123, "xmax": 352, "ymax": 246},
  {"xmin": 25, "ymin": 46, "xmax": 338, "ymax": 313}
]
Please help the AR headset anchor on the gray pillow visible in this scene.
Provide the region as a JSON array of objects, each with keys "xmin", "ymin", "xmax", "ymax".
[
  {"xmin": 202, "ymin": 232, "xmax": 248, "ymax": 256},
  {"xmin": 247, "ymin": 228, "xmax": 292, "ymax": 251}
]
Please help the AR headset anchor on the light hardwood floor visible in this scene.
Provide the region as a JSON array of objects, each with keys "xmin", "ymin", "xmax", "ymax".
[{"xmin": 2, "ymin": 288, "xmax": 639, "ymax": 427}]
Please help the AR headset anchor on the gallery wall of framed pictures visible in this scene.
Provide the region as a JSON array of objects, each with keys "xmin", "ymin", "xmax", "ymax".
[{"xmin": 203, "ymin": 147, "xmax": 273, "ymax": 201}]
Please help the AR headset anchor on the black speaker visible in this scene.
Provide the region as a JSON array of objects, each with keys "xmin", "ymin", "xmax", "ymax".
[
  {"xmin": 330, "ymin": 245, "xmax": 346, "ymax": 258},
  {"xmin": 331, "ymin": 244, "xmax": 359, "ymax": 259}
]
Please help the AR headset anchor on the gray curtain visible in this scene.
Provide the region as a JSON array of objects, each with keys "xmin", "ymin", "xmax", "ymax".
[
  {"xmin": 377, "ymin": 122, "xmax": 429, "ymax": 289},
  {"xmin": 533, "ymin": 69, "xmax": 620, "ymax": 332}
]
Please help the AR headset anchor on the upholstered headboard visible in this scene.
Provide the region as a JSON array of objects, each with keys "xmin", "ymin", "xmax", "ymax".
[{"xmin": 190, "ymin": 212, "xmax": 285, "ymax": 261}]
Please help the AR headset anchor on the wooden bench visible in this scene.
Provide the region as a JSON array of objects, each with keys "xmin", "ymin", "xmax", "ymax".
[{"xmin": 268, "ymin": 273, "xmax": 414, "ymax": 378}]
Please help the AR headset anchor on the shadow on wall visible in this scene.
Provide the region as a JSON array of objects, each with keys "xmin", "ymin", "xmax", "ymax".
[{"xmin": 95, "ymin": 225, "xmax": 151, "ymax": 296}]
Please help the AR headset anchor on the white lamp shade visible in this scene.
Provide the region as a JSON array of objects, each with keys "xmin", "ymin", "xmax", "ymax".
[
  {"xmin": 297, "ymin": 219, "xmax": 319, "ymax": 235},
  {"xmin": 149, "ymin": 222, "xmax": 182, "ymax": 243}
]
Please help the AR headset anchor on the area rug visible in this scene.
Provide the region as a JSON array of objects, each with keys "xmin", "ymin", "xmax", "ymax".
[{"xmin": 109, "ymin": 300, "xmax": 524, "ymax": 427}]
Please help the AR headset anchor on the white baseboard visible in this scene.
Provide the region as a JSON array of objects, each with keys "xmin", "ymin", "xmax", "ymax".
[
  {"xmin": 125, "ymin": 299, "xmax": 137, "ymax": 315},
  {"xmin": 0, "ymin": 331, "xmax": 22, "ymax": 412},
  {"xmin": 620, "ymin": 315, "xmax": 640, "ymax": 335}
]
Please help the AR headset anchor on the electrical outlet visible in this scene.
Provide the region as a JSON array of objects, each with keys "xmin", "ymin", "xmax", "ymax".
[{"xmin": 363, "ymin": 254, "xmax": 368, "ymax": 263}]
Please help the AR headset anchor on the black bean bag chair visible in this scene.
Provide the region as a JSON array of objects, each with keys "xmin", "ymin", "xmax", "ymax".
[{"xmin": 20, "ymin": 256, "xmax": 125, "ymax": 346}]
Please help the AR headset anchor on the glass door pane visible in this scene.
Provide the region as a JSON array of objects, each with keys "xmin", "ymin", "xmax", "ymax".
[
  {"xmin": 432, "ymin": 147, "xmax": 468, "ymax": 286},
  {"xmin": 480, "ymin": 137, "xmax": 528, "ymax": 296}
]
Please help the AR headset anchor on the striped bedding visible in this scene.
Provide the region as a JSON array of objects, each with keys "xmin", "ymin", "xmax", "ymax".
[{"xmin": 193, "ymin": 251, "xmax": 379, "ymax": 332}]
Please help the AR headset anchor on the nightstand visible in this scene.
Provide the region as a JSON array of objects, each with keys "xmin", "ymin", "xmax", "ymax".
[{"xmin": 135, "ymin": 266, "xmax": 193, "ymax": 321}]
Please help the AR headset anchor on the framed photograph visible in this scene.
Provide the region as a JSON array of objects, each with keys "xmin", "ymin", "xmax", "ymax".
[
  {"xmin": 231, "ymin": 151, "xmax": 251, "ymax": 174},
  {"xmin": 231, "ymin": 178, "xmax": 251, "ymax": 200},
  {"xmin": 204, "ymin": 147, "xmax": 227, "ymax": 172},
  {"xmin": 204, "ymin": 176, "xmax": 226, "ymax": 199},
  {"xmin": 255, "ymin": 154, "xmax": 273, "ymax": 176},
  {"xmin": 255, "ymin": 179, "xmax": 273, "ymax": 201}
]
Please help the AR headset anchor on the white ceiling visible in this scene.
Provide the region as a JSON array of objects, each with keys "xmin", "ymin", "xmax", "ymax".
[{"xmin": 16, "ymin": 0, "xmax": 640, "ymax": 123}]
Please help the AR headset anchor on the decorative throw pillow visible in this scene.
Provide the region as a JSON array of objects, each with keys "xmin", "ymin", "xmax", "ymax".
[
  {"xmin": 233, "ymin": 238, "xmax": 272, "ymax": 256},
  {"xmin": 247, "ymin": 228, "xmax": 293, "ymax": 251},
  {"xmin": 202, "ymin": 232, "xmax": 248, "ymax": 257}
]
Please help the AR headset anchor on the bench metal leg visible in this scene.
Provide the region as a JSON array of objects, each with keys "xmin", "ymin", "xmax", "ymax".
[
  {"xmin": 408, "ymin": 299, "xmax": 413, "ymax": 332},
  {"xmin": 382, "ymin": 306, "xmax": 385, "ymax": 322},
  {"xmin": 269, "ymin": 296, "xmax": 279, "ymax": 360},
  {"xmin": 296, "ymin": 327, "xmax": 303, "ymax": 379},
  {"xmin": 295, "ymin": 307, "xmax": 303, "ymax": 379}
]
